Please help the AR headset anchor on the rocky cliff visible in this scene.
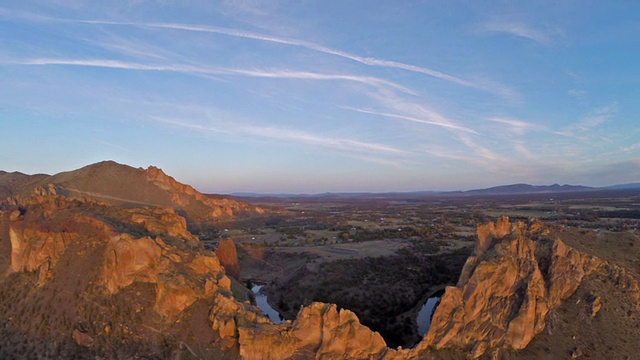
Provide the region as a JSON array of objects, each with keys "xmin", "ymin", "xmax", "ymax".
[
  {"xmin": 0, "ymin": 194, "xmax": 257, "ymax": 358},
  {"xmin": 416, "ymin": 216, "xmax": 640, "ymax": 358},
  {"xmin": 1, "ymin": 195, "xmax": 638, "ymax": 359}
]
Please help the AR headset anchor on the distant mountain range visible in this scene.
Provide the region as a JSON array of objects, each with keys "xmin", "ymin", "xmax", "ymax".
[
  {"xmin": 231, "ymin": 183, "xmax": 640, "ymax": 198},
  {"xmin": 604, "ymin": 183, "xmax": 640, "ymax": 190},
  {"xmin": 459, "ymin": 183, "xmax": 594, "ymax": 195}
]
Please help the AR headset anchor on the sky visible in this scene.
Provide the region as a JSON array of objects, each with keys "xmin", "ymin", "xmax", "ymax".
[{"xmin": 1, "ymin": 1, "xmax": 639, "ymax": 193}]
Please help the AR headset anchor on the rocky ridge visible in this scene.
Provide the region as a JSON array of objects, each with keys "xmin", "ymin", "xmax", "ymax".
[
  {"xmin": 1, "ymin": 193, "xmax": 638, "ymax": 359},
  {"xmin": 0, "ymin": 161, "xmax": 265, "ymax": 224},
  {"xmin": 145, "ymin": 166, "xmax": 265, "ymax": 219}
]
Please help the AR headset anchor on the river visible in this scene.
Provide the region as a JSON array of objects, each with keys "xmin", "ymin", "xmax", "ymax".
[
  {"xmin": 416, "ymin": 296, "xmax": 441, "ymax": 336},
  {"xmin": 252, "ymin": 284, "xmax": 439, "ymax": 333},
  {"xmin": 251, "ymin": 285, "xmax": 285, "ymax": 324}
]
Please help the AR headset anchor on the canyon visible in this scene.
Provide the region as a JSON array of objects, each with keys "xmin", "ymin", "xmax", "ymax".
[{"xmin": 0, "ymin": 162, "xmax": 639, "ymax": 359}]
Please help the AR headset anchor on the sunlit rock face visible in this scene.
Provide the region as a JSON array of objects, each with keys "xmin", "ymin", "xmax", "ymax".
[
  {"xmin": 237, "ymin": 302, "xmax": 393, "ymax": 360},
  {"xmin": 1, "ymin": 194, "xmax": 248, "ymax": 358},
  {"xmin": 418, "ymin": 216, "xmax": 640, "ymax": 358},
  {"xmin": 6, "ymin": 195, "xmax": 233, "ymax": 317},
  {"xmin": 216, "ymin": 238, "xmax": 241, "ymax": 280}
]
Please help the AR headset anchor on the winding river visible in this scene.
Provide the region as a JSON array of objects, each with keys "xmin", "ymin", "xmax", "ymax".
[
  {"xmin": 251, "ymin": 285, "xmax": 285, "ymax": 324},
  {"xmin": 416, "ymin": 296, "xmax": 441, "ymax": 336},
  {"xmin": 251, "ymin": 284, "xmax": 440, "ymax": 334}
]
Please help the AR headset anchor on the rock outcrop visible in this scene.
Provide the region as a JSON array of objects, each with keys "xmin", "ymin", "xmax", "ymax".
[
  {"xmin": 5, "ymin": 195, "xmax": 234, "ymax": 321},
  {"xmin": 102, "ymin": 235, "xmax": 163, "ymax": 294},
  {"xmin": 238, "ymin": 302, "xmax": 393, "ymax": 360},
  {"xmin": 128, "ymin": 207, "xmax": 198, "ymax": 244},
  {"xmin": 216, "ymin": 238, "xmax": 241, "ymax": 280},
  {"xmin": 418, "ymin": 216, "xmax": 640, "ymax": 358}
]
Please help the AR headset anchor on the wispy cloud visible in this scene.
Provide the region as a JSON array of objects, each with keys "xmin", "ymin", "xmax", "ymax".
[
  {"xmin": 241, "ymin": 125, "xmax": 407, "ymax": 155},
  {"xmin": 94, "ymin": 139, "xmax": 129, "ymax": 151},
  {"xmin": 6, "ymin": 57, "xmax": 412, "ymax": 92},
  {"xmin": 347, "ymin": 107, "xmax": 477, "ymax": 134},
  {"xmin": 512, "ymin": 141, "xmax": 534, "ymax": 158},
  {"xmin": 578, "ymin": 159, "xmax": 640, "ymax": 185},
  {"xmin": 147, "ymin": 115, "xmax": 407, "ymax": 159},
  {"xmin": 150, "ymin": 116, "xmax": 229, "ymax": 133},
  {"xmin": 555, "ymin": 104, "xmax": 617, "ymax": 138},
  {"xmin": 568, "ymin": 89, "xmax": 586, "ymax": 97},
  {"xmin": 622, "ymin": 143, "xmax": 640, "ymax": 152},
  {"xmin": 359, "ymin": 90, "xmax": 479, "ymax": 134},
  {"xmin": 80, "ymin": 20, "xmax": 473, "ymax": 84},
  {"xmin": 573, "ymin": 105, "xmax": 616, "ymax": 130},
  {"xmin": 480, "ymin": 21, "xmax": 554, "ymax": 45},
  {"xmin": 9, "ymin": 12, "xmax": 515, "ymax": 97},
  {"xmin": 457, "ymin": 133, "xmax": 501, "ymax": 164},
  {"xmin": 486, "ymin": 117, "xmax": 541, "ymax": 135},
  {"xmin": 229, "ymin": 68, "xmax": 415, "ymax": 93},
  {"xmin": 85, "ymin": 36, "xmax": 170, "ymax": 61},
  {"xmin": 130, "ymin": 21, "xmax": 517, "ymax": 96}
]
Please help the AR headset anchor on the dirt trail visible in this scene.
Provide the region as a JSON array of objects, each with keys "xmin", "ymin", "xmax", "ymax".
[{"xmin": 63, "ymin": 187, "xmax": 164, "ymax": 207}]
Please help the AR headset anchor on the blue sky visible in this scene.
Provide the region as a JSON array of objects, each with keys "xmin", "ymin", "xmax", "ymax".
[{"xmin": 1, "ymin": 1, "xmax": 638, "ymax": 193}]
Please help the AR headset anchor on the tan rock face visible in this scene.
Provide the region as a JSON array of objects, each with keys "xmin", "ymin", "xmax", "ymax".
[
  {"xmin": 238, "ymin": 302, "xmax": 392, "ymax": 360},
  {"xmin": 8, "ymin": 200, "xmax": 78, "ymax": 284},
  {"xmin": 5, "ymin": 195, "xmax": 234, "ymax": 321},
  {"xmin": 129, "ymin": 207, "xmax": 198, "ymax": 243},
  {"xmin": 418, "ymin": 216, "xmax": 640, "ymax": 358},
  {"xmin": 102, "ymin": 235, "xmax": 163, "ymax": 294},
  {"xmin": 216, "ymin": 239, "xmax": 240, "ymax": 280}
]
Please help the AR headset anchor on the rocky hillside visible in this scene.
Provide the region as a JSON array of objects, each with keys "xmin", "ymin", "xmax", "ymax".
[
  {"xmin": 0, "ymin": 193, "xmax": 638, "ymax": 359},
  {"xmin": 0, "ymin": 193, "xmax": 267, "ymax": 359},
  {"xmin": 0, "ymin": 161, "xmax": 264, "ymax": 224}
]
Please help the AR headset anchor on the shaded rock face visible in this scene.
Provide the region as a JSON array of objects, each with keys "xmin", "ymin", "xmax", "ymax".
[{"xmin": 7, "ymin": 197, "xmax": 97, "ymax": 284}]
